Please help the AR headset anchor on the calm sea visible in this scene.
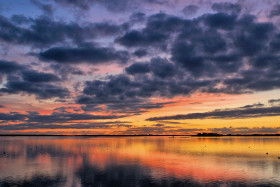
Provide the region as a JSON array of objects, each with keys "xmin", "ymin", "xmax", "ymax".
[{"xmin": 0, "ymin": 136, "xmax": 280, "ymax": 186}]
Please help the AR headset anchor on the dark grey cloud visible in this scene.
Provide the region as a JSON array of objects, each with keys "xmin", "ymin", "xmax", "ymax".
[
  {"xmin": 118, "ymin": 126, "xmax": 202, "ymax": 135},
  {"xmin": 2, "ymin": 4, "xmax": 280, "ymax": 119},
  {"xmin": 153, "ymin": 123, "xmax": 164, "ymax": 127},
  {"xmin": 0, "ymin": 60, "xmax": 26, "ymax": 73},
  {"xmin": 0, "ymin": 105, "xmax": 4, "ymax": 108},
  {"xmin": 208, "ymin": 126, "xmax": 280, "ymax": 134},
  {"xmin": 118, "ymin": 126, "xmax": 171, "ymax": 134},
  {"xmin": 39, "ymin": 46, "xmax": 129, "ymax": 64},
  {"xmin": 239, "ymin": 103, "xmax": 264, "ymax": 109},
  {"xmin": 0, "ymin": 60, "xmax": 69, "ymax": 99},
  {"xmin": 129, "ymin": 12, "xmax": 146, "ymax": 24},
  {"xmin": 212, "ymin": 2, "xmax": 241, "ymax": 14},
  {"xmin": 140, "ymin": 126, "xmax": 279, "ymax": 135},
  {"xmin": 81, "ymin": 72, "xmax": 212, "ymax": 100},
  {"xmin": 51, "ymin": 0, "xmax": 167, "ymax": 12},
  {"xmin": 0, "ymin": 80, "xmax": 69, "ymax": 99},
  {"xmin": 116, "ymin": 13, "xmax": 184, "ymax": 48},
  {"xmin": 0, "ymin": 112, "xmax": 26, "ymax": 121},
  {"xmin": 72, "ymin": 11, "xmax": 280, "ymax": 115},
  {"xmin": 0, "ymin": 109, "xmax": 130, "ymax": 131},
  {"xmin": 133, "ymin": 49, "xmax": 148, "ymax": 57},
  {"xmin": 146, "ymin": 13, "xmax": 184, "ymax": 34},
  {"xmin": 116, "ymin": 29, "xmax": 167, "ymax": 47},
  {"xmin": 31, "ymin": 0, "xmax": 54, "ymax": 16},
  {"xmin": 27, "ymin": 112, "xmax": 125, "ymax": 123},
  {"xmin": 0, "ymin": 174, "xmax": 66, "ymax": 187},
  {"xmin": 77, "ymin": 93, "xmax": 175, "ymax": 114},
  {"xmin": 182, "ymin": 5, "xmax": 199, "ymax": 16},
  {"xmin": 234, "ymin": 21, "xmax": 274, "ymax": 56},
  {"xmin": 203, "ymin": 13, "xmax": 237, "ymax": 30},
  {"xmin": 211, "ymin": 69, "xmax": 280, "ymax": 94},
  {"xmin": 54, "ymin": 106, "xmax": 82, "ymax": 113},
  {"xmin": 155, "ymin": 121, "xmax": 188, "ymax": 125},
  {"xmin": 150, "ymin": 58, "xmax": 176, "ymax": 78},
  {"xmin": 269, "ymin": 34, "xmax": 280, "ymax": 51},
  {"xmin": 22, "ymin": 70, "xmax": 60, "ymax": 82},
  {"xmin": 170, "ymin": 42, "xmax": 206, "ymax": 76},
  {"xmin": 125, "ymin": 57, "xmax": 176, "ymax": 78},
  {"xmin": 77, "ymin": 67, "xmax": 214, "ymax": 115},
  {"xmin": 268, "ymin": 99, "xmax": 280, "ymax": 104},
  {"xmin": 147, "ymin": 105, "xmax": 280, "ymax": 121},
  {"xmin": 10, "ymin": 15, "xmax": 31, "ymax": 24},
  {"xmin": 0, "ymin": 15, "xmax": 122, "ymax": 48},
  {"xmin": 104, "ymin": 102, "xmax": 175, "ymax": 114},
  {"xmin": 0, "ymin": 121, "xmax": 132, "ymax": 131},
  {"xmin": 270, "ymin": 4, "xmax": 280, "ymax": 17},
  {"xmin": 0, "ymin": 111, "xmax": 126, "ymax": 124},
  {"xmin": 125, "ymin": 63, "xmax": 150, "ymax": 74}
]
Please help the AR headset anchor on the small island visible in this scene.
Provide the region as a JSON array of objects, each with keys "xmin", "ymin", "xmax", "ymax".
[{"xmin": 194, "ymin": 133, "xmax": 222, "ymax": 137}]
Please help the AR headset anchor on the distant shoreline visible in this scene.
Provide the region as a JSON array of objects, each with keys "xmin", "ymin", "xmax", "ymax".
[{"xmin": 0, "ymin": 134, "xmax": 280, "ymax": 137}]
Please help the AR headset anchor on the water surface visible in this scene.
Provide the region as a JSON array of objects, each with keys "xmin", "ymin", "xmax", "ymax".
[{"xmin": 0, "ymin": 136, "xmax": 280, "ymax": 186}]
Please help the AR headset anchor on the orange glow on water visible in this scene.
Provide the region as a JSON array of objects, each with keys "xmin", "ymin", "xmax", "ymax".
[{"xmin": 1, "ymin": 136, "xmax": 280, "ymax": 186}]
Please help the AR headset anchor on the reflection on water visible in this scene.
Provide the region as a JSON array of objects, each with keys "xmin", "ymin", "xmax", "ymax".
[{"xmin": 0, "ymin": 136, "xmax": 280, "ymax": 186}]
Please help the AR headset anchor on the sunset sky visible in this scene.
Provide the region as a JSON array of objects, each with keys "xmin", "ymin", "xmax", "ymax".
[{"xmin": 0, "ymin": 0, "xmax": 280, "ymax": 135}]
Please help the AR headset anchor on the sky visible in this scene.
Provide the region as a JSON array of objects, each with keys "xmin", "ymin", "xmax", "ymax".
[{"xmin": 0, "ymin": 0, "xmax": 280, "ymax": 135}]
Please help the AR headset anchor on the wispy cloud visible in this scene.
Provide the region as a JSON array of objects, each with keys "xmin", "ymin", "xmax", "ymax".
[{"xmin": 147, "ymin": 102, "xmax": 280, "ymax": 121}]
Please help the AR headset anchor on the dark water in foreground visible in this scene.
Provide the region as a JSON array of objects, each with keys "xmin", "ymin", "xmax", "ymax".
[{"xmin": 0, "ymin": 136, "xmax": 280, "ymax": 187}]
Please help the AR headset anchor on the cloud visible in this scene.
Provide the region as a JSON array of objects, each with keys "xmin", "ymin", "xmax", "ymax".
[
  {"xmin": 117, "ymin": 126, "xmax": 202, "ymax": 134},
  {"xmin": 133, "ymin": 49, "xmax": 148, "ymax": 57},
  {"xmin": 125, "ymin": 62, "xmax": 150, "ymax": 75},
  {"xmin": 125, "ymin": 57, "xmax": 176, "ymax": 78},
  {"xmin": 129, "ymin": 12, "xmax": 146, "ymax": 24},
  {"xmin": 69, "ymin": 10, "xmax": 280, "ymax": 115},
  {"xmin": 0, "ymin": 121, "xmax": 132, "ymax": 131},
  {"xmin": 117, "ymin": 126, "xmax": 172, "ymax": 134},
  {"xmin": 116, "ymin": 29, "xmax": 167, "ymax": 47},
  {"xmin": 0, "ymin": 15, "xmax": 122, "ymax": 48},
  {"xmin": 0, "ymin": 60, "xmax": 69, "ymax": 99},
  {"xmin": 116, "ymin": 13, "xmax": 184, "ymax": 48},
  {"xmin": 270, "ymin": 4, "xmax": 280, "ymax": 17},
  {"xmin": 118, "ymin": 126, "xmax": 280, "ymax": 135},
  {"xmin": 0, "ymin": 174, "xmax": 66, "ymax": 187},
  {"xmin": 182, "ymin": 5, "xmax": 199, "ymax": 16},
  {"xmin": 79, "ymin": 72, "xmax": 212, "ymax": 107},
  {"xmin": 208, "ymin": 126, "xmax": 280, "ymax": 134},
  {"xmin": 149, "ymin": 58, "xmax": 176, "ymax": 78},
  {"xmin": 239, "ymin": 103, "xmax": 264, "ymax": 109},
  {"xmin": 1, "ymin": 2, "xmax": 280, "ymax": 122},
  {"xmin": 26, "ymin": 113, "xmax": 126, "ymax": 123},
  {"xmin": 31, "ymin": 0, "xmax": 54, "ymax": 16},
  {"xmin": 0, "ymin": 111, "xmax": 127, "ymax": 124},
  {"xmin": 211, "ymin": 2, "xmax": 241, "ymax": 14},
  {"xmin": 0, "ymin": 109, "xmax": 131, "ymax": 131},
  {"xmin": 39, "ymin": 46, "xmax": 129, "ymax": 64},
  {"xmin": 153, "ymin": 123, "xmax": 164, "ymax": 127},
  {"xmin": 22, "ymin": 70, "xmax": 60, "ymax": 82},
  {"xmin": 54, "ymin": 106, "xmax": 82, "ymax": 113},
  {"xmin": 268, "ymin": 99, "xmax": 280, "ymax": 104},
  {"xmin": 77, "ymin": 93, "xmax": 175, "ymax": 115},
  {"xmin": 0, "ymin": 112, "xmax": 26, "ymax": 121},
  {"xmin": 51, "ymin": 0, "xmax": 168, "ymax": 12},
  {"xmin": 0, "ymin": 60, "xmax": 26, "ymax": 74},
  {"xmin": 0, "ymin": 80, "xmax": 69, "ymax": 99},
  {"xmin": 146, "ymin": 104, "xmax": 280, "ymax": 121},
  {"xmin": 203, "ymin": 13, "xmax": 237, "ymax": 30}
]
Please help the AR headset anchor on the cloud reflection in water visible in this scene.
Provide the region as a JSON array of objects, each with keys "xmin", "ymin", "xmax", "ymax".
[{"xmin": 0, "ymin": 136, "xmax": 280, "ymax": 187}]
